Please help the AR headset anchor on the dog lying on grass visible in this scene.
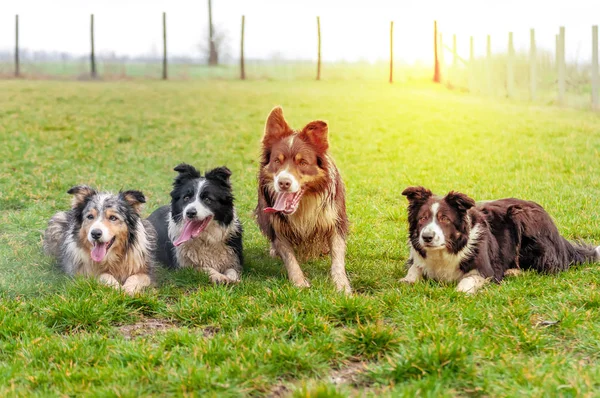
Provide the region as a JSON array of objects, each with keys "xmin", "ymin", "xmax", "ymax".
[
  {"xmin": 43, "ymin": 186, "xmax": 155, "ymax": 295},
  {"xmin": 401, "ymin": 186, "xmax": 600, "ymax": 294},
  {"xmin": 147, "ymin": 164, "xmax": 243, "ymax": 284}
]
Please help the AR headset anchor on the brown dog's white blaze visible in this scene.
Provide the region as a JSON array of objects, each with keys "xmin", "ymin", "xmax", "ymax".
[
  {"xmin": 256, "ymin": 106, "xmax": 351, "ymax": 293},
  {"xmin": 261, "ymin": 108, "xmax": 330, "ymax": 215}
]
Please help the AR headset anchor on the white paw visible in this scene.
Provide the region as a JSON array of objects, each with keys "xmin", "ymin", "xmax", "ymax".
[
  {"xmin": 504, "ymin": 268, "xmax": 522, "ymax": 277},
  {"xmin": 456, "ymin": 276, "xmax": 485, "ymax": 295},
  {"xmin": 210, "ymin": 273, "xmax": 235, "ymax": 285},
  {"xmin": 269, "ymin": 246, "xmax": 278, "ymax": 258},
  {"xmin": 98, "ymin": 273, "xmax": 120, "ymax": 289},
  {"xmin": 399, "ymin": 277, "xmax": 417, "ymax": 284},
  {"xmin": 224, "ymin": 269, "xmax": 240, "ymax": 283},
  {"xmin": 335, "ymin": 281, "xmax": 352, "ymax": 295},
  {"xmin": 292, "ymin": 278, "xmax": 311, "ymax": 288}
]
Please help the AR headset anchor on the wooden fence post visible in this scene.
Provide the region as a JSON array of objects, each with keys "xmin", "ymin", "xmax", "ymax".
[
  {"xmin": 240, "ymin": 15, "xmax": 246, "ymax": 80},
  {"xmin": 162, "ymin": 12, "xmax": 167, "ymax": 80},
  {"xmin": 507, "ymin": 32, "xmax": 514, "ymax": 98},
  {"xmin": 15, "ymin": 15, "xmax": 19, "ymax": 77},
  {"xmin": 558, "ymin": 27, "xmax": 566, "ymax": 105},
  {"xmin": 316, "ymin": 16, "xmax": 321, "ymax": 81},
  {"xmin": 592, "ymin": 25, "xmax": 599, "ymax": 110},
  {"xmin": 439, "ymin": 33, "xmax": 444, "ymax": 81},
  {"xmin": 530, "ymin": 28, "xmax": 536, "ymax": 101},
  {"xmin": 452, "ymin": 34, "xmax": 457, "ymax": 68},
  {"xmin": 469, "ymin": 36, "xmax": 475, "ymax": 92},
  {"xmin": 90, "ymin": 14, "xmax": 96, "ymax": 79},
  {"xmin": 433, "ymin": 21, "xmax": 440, "ymax": 83},
  {"xmin": 486, "ymin": 34, "xmax": 492, "ymax": 95},
  {"xmin": 389, "ymin": 21, "xmax": 393, "ymax": 83}
]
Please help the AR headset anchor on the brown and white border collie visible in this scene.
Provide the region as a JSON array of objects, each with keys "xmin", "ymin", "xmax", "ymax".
[
  {"xmin": 255, "ymin": 106, "xmax": 351, "ymax": 293},
  {"xmin": 401, "ymin": 186, "xmax": 600, "ymax": 294},
  {"xmin": 43, "ymin": 186, "xmax": 155, "ymax": 295}
]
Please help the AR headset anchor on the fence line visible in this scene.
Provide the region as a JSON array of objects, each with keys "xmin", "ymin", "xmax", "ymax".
[{"xmin": 3, "ymin": 13, "xmax": 600, "ymax": 111}]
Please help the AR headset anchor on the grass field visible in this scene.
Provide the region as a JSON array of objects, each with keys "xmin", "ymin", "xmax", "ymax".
[{"xmin": 1, "ymin": 79, "xmax": 600, "ymax": 397}]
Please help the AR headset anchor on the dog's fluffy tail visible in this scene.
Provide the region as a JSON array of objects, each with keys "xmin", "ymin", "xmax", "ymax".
[
  {"xmin": 565, "ymin": 240, "xmax": 600, "ymax": 265},
  {"xmin": 43, "ymin": 212, "xmax": 68, "ymax": 258}
]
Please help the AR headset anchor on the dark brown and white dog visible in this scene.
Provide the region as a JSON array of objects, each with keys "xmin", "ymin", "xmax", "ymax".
[
  {"xmin": 401, "ymin": 186, "xmax": 600, "ymax": 294},
  {"xmin": 255, "ymin": 106, "xmax": 351, "ymax": 293},
  {"xmin": 43, "ymin": 186, "xmax": 155, "ymax": 295}
]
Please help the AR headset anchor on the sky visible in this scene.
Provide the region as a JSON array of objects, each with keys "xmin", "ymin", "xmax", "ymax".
[{"xmin": 0, "ymin": 0, "xmax": 598, "ymax": 63}]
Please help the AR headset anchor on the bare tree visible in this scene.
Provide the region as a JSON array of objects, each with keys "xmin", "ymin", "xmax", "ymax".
[
  {"xmin": 208, "ymin": 0, "xmax": 218, "ymax": 65},
  {"xmin": 199, "ymin": 25, "xmax": 231, "ymax": 64}
]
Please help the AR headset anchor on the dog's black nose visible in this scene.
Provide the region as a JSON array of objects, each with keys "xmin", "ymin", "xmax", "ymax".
[
  {"xmin": 91, "ymin": 229, "xmax": 102, "ymax": 240},
  {"xmin": 422, "ymin": 230, "xmax": 435, "ymax": 243},
  {"xmin": 278, "ymin": 177, "xmax": 292, "ymax": 191},
  {"xmin": 186, "ymin": 208, "xmax": 197, "ymax": 219}
]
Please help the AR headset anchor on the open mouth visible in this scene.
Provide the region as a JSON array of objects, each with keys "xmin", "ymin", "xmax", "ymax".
[
  {"xmin": 264, "ymin": 190, "xmax": 304, "ymax": 215},
  {"xmin": 91, "ymin": 237, "xmax": 115, "ymax": 263},
  {"xmin": 173, "ymin": 216, "xmax": 213, "ymax": 247}
]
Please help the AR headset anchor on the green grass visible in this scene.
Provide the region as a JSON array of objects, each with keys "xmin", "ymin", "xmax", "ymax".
[{"xmin": 1, "ymin": 78, "xmax": 600, "ymax": 396}]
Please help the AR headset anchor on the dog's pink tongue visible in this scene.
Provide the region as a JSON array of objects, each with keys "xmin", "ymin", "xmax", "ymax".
[
  {"xmin": 91, "ymin": 242, "xmax": 108, "ymax": 262},
  {"xmin": 264, "ymin": 192, "xmax": 294, "ymax": 213},
  {"xmin": 173, "ymin": 220, "xmax": 196, "ymax": 247}
]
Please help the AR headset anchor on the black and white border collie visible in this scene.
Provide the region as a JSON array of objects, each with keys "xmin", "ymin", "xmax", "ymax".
[
  {"xmin": 401, "ymin": 186, "xmax": 600, "ymax": 294},
  {"xmin": 43, "ymin": 186, "xmax": 155, "ymax": 295},
  {"xmin": 147, "ymin": 164, "xmax": 243, "ymax": 284}
]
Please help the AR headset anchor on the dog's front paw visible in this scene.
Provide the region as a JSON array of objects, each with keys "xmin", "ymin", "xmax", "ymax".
[
  {"xmin": 399, "ymin": 277, "xmax": 417, "ymax": 284},
  {"xmin": 269, "ymin": 246, "xmax": 278, "ymax": 258},
  {"xmin": 99, "ymin": 273, "xmax": 120, "ymax": 289},
  {"xmin": 210, "ymin": 273, "xmax": 235, "ymax": 285},
  {"xmin": 292, "ymin": 278, "xmax": 311, "ymax": 289},
  {"xmin": 224, "ymin": 269, "xmax": 240, "ymax": 283},
  {"xmin": 504, "ymin": 268, "xmax": 522, "ymax": 277},
  {"xmin": 335, "ymin": 281, "xmax": 352, "ymax": 295}
]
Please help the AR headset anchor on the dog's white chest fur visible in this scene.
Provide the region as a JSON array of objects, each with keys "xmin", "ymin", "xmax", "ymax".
[
  {"xmin": 167, "ymin": 213, "xmax": 240, "ymax": 273},
  {"xmin": 411, "ymin": 247, "xmax": 465, "ymax": 282}
]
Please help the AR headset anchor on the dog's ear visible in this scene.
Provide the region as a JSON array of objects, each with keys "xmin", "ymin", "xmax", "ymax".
[
  {"xmin": 299, "ymin": 120, "xmax": 329, "ymax": 153},
  {"xmin": 67, "ymin": 185, "xmax": 97, "ymax": 208},
  {"xmin": 173, "ymin": 163, "xmax": 201, "ymax": 183},
  {"xmin": 445, "ymin": 191, "xmax": 476, "ymax": 213},
  {"xmin": 120, "ymin": 190, "xmax": 146, "ymax": 214},
  {"xmin": 263, "ymin": 106, "xmax": 293, "ymax": 147},
  {"xmin": 402, "ymin": 186, "xmax": 433, "ymax": 203},
  {"xmin": 205, "ymin": 166, "xmax": 232, "ymax": 185}
]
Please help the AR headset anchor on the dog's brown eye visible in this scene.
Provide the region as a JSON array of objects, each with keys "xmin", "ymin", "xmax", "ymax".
[
  {"xmin": 86, "ymin": 214, "xmax": 94, "ymax": 220},
  {"xmin": 109, "ymin": 215, "xmax": 118, "ymax": 222},
  {"xmin": 419, "ymin": 216, "xmax": 427, "ymax": 222},
  {"xmin": 299, "ymin": 160, "xmax": 309, "ymax": 166},
  {"xmin": 440, "ymin": 215, "xmax": 450, "ymax": 223},
  {"xmin": 183, "ymin": 196, "xmax": 191, "ymax": 202},
  {"xmin": 274, "ymin": 159, "xmax": 281, "ymax": 164}
]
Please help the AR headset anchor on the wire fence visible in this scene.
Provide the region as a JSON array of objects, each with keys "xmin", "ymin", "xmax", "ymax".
[{"xmin": 1, "ymin": 12, "xmax": 599, "ymax": 111}]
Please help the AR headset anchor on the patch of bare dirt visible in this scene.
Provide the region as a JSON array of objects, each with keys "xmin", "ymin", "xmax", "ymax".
[
  {"xmin": 267, "ymin": 360, "xmax": 367, "ymax": 397},
  {"xmin": 118, "ymin": 318, "xmax": 220, "ymax": 340},
  {"xmin": 118, "ymin": 318, "xmax": 175, "ymax": 339},
  {"xmin": 329, "ymin": 361, "xmax": 367, "ymax": 385}
]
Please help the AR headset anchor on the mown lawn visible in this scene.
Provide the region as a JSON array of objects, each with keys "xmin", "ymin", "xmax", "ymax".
[{"xmin": 1, "ymin": 79, "xmax": 600, "ymax": 397}]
